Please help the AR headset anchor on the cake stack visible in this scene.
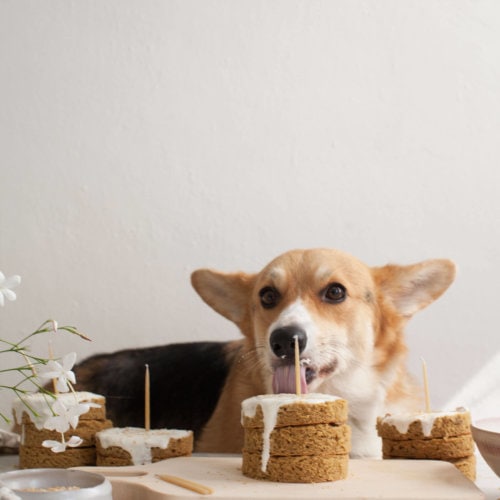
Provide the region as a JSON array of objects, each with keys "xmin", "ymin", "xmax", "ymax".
[
  {"xmin": 95, "ymin": 427, "xmax": 193, "ymax": 466},
  {"xmin": 377, "ymin": 408, "xmax": 476, "ymax": 480},
  {"xmin": 241, "ymin": 394, "xmax": 350, "ymax": 483},
  {"xmin": 13, "ymin": 392, "xmax": 112, "ymax": 469}
]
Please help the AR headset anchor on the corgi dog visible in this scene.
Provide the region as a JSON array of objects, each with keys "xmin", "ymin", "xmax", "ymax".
[{"xmin": 74, "ymin": 248, "xmax": 455, "ymax": 457}]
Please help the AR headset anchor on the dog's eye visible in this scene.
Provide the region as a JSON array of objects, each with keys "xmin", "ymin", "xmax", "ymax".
[
  {"xmin": 259, "ymin": 286, "xmax": 280, "ymax": 308},
  {"xmin": 323, "ymin": 283, "xmax": 347, "ymax": 304}
]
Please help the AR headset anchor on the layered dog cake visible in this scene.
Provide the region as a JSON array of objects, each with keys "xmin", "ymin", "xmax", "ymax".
[
  {"xmin": 241, "ymin": 394, "xmax": 350, "ymax": 483},
  {"xmin": 13, "ymin": 392, "xmax": 112, "ymax": 468},
  {"xmin": 95, "ymin": 427, "xmax": 193, "ymax": 466},
  {"xmin": 377, "ymin": 408, "xmax": 476, "ymax": 480}
]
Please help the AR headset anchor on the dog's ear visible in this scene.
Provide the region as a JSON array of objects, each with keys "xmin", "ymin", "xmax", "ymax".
[
  {"xmin": 372, "ymin": 259, "xmax": 456, "ymax": 318},
  {"xmin": 191, "ymin": 269, "xmax": 256, "ymax": 327}
]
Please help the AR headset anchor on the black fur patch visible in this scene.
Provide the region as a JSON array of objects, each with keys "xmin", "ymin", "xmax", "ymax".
[{"xmin": 74, "ymin": 342, "xmax": 231, "ymax": 439}]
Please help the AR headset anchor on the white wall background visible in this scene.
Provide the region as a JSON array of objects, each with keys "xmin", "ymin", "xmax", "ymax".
[{"xmin": 1, "ymin": 0, "xmax": 499, "ymax": 428}]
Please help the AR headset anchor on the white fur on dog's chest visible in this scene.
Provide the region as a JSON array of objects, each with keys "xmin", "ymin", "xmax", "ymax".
[{"xmin": 316, "ymin": 370, "xmax": 385, "ymax": 458}]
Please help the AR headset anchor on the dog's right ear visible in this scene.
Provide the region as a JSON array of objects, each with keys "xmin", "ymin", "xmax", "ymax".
[
  {"xmin": 372, "ymin": 259, "xmax": 456, "ymax": 319},
  {"xmin": 191, "ymin": 269, "xmax": 256, "ymax": 328}
]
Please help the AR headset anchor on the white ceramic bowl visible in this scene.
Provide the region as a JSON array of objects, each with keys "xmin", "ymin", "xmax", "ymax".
[
  {"xmin": 471, "ymin": 417, "xmax": 500, "ymax": 477},
  {"xmin": 0, "ymin": 468, "xmax": 112, "ymax": 499}
]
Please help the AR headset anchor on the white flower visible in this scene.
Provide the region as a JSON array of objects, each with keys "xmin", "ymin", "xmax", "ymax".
[
  {"xmin": 41, "ymin": 397, "xmax": 96, "ymax": 453},
  {"xmin": 66, "ymin": 435, "xmax": 83, "ymax": 447},
  {"xmin": 42, "ymin": 435, "xmax": 83, "ymax": 453},
  {"xmin": 43, "ymin": 399, "xmax": 91, "ymax": 433},
  {"xmin": 0, "ymin": 271, "xmax": 21, "ymax": 307},
  {"xmin": 42, "ymin": 439, "xmax": 66, "ymax": 453},
  {"xmin": 37, "ymin": 352, "xmax": 77, "ymax": 392}
]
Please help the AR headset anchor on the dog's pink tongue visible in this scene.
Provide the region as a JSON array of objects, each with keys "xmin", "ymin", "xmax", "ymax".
[{"xmin": 272, "ymin": 365, "xmax": 308, "ymax": 394}]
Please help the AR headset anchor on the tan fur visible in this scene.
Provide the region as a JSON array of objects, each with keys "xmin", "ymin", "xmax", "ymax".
[{"xmin": 192, "ymin": 248, "xmax": 455, "ymax": 456}]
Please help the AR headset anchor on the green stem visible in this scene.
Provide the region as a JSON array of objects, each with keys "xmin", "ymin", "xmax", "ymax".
[
  {"xmin": 1, "ymin": 412, "xmax": 12, "ymax": 425},
  {"xmin": 1, "ymin": 319, "xmax": 91, "ymax": 423}
]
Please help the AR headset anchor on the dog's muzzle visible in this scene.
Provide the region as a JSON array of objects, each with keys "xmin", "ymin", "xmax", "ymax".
[{"xmin": 269, "ymin": 326, "xmax": 309, "ymax": 394}]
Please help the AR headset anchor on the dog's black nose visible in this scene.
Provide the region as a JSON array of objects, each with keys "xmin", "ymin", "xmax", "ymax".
[{"xmin": 269, "ymin": 326, "xmax": 307, "ymax": 359}]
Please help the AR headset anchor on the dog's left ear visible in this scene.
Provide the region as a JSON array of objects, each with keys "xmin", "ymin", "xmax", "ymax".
[
  {"xmin": 191, "ymin": 269, "xmax": 256, "ymax": 329},
  {"xmin": 372, "ymin": 259, "xmax": 456, "ymax": 318}
]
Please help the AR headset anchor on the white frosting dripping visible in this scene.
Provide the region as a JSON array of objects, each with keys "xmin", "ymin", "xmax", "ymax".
[
  {"xmin": 12, "ymin": 392, "xmax": 103, "ymax": 430},
  {"xmin": 241, "ymin": 393, "xmax": 341, "ymax": 472},
  {"xmin": 380, "ymin": 407, "xmax": 468, "ymax": 436},
  {"xmin": 96, "ymin": 427, "xmax": 192, "ymax": 465}
]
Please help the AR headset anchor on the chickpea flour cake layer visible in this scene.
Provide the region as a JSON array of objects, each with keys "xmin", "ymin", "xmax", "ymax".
[
  {"xmin": 448, "ymin": 454, "xmax": 476, "ymax": 481},
  {"xmin": 377, "ymin": 409, "xmax": 471, "ymax": 440},
  {"xmin": 242, "ymin": 451, "xmax": 349, "ymax": 483},
  {"xmin": 19, "ymin": 445, "xmax": 96, "ymax": 469},
  {"xmin": 382, "ymin": 454, "xmax": 476, "ymax": 481},
  {"xmin": 22, "ymin": 419, "xmax": 113, "ymax": 448},
  {"xmin": 241, "ymin": 394, "xmax": 348, "ymax": 429},
  {"xmin": 382, "ymin": 434, "xmax": 474, "ymax": 460},
  {"xmin": 13, "ymin": 392, "xmax": 106, "ymax": 427},
  {"xmin": 244, "ymin": 423, "xmax": 351, "ymax": 456},
  {"xmin": 95, "ymin": 427, "xmax": 193, "ymax": 466}
]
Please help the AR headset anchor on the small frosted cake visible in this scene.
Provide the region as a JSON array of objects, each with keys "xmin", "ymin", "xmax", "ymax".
[
  {"xmin": 241, "ymin": 394, "xmax": 350, "ymax": 483},
  {"xmin": 95, "ymin": 427, "xmax": 193, "ymax": 466},
  {"xmin": 377, "ymin": 408, "xmax": 476, "ymax": 480},
  {"xmin": 13, "ymin": 392, "xmax": 107, "ymax": 426},
  {"xmin": 13, "ymin": 392, "xmax": 110, "ymax": 469}
]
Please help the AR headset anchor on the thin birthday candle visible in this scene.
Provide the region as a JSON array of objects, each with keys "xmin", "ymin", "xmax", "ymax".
[
  {"xmin": 421, "ymin": 357, "xmax": 431, "ymax": 412},
  {"xmin": 145, "ymin": 364, "xmax": 151, "ymax": 431},
  {"xmin": 294, "ymin": 335, "xmax": 301, "ymax": 397},
  {"xmin": 48, "ymin": 340, "xmax": 59, "ymax": 395}
]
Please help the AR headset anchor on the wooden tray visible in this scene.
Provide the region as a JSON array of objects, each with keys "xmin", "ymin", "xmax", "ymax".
[{"xmin": 76, "ymin": 456, "xmax": 486, "ymax": 499}]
